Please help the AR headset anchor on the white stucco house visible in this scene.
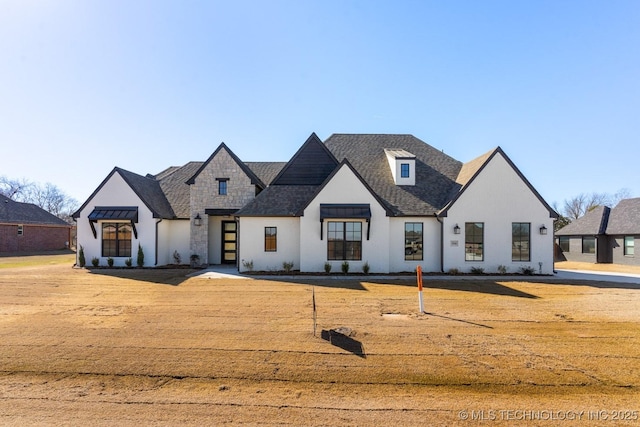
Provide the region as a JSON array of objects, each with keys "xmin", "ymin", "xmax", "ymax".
[{"xmin": 73, "ymin": 133, "xmax": 558, "ymax": 274}]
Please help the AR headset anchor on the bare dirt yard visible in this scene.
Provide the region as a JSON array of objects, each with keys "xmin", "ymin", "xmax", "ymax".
[{"xmin": 1, "ymin": 255, "xmax": 639, "ymax": 426}]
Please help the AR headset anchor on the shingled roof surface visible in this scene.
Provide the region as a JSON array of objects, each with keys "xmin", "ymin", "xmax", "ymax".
[
  {"xmin": 324, "ymin": 134, "xmax": 463, "ymax": 216},
  {"xmin": 604, "ymin": 197, "xmax": 640, "ymax": 235},
  {"xmin": 246, "ymin": 162, "xmax": 287, "ymax": 186},
  {"xmin": 555, "ymin": 205, "xmax": 610, "ymax": 236},
  {"xmin": 235, "ymin": 185, "xmax": 318, "ymax": 216},
  {"xmin": 115, "ymin": 168, "xmax": 176, "ymax": 219},
  {"xmin": 0, "ymin": 194, "xmax": 69, "ymax": 226},
  {"xmin": 154, "ymin": 162, "xmax": 203, "ymax": 219}
]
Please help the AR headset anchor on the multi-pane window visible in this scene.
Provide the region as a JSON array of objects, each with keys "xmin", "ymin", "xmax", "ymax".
[
  {"xmin": 512, "ymin": 223, "xmax": 530, "ymax": 261},
  {"xmin": 102, "ymin": 223, "xmax": 132, "ymax": 257},
  {"xmin": 401, "ymin": 163, "xmax": 410, "ymax": 178},
  {"xmin": 465, "ymin": 222, "xmax": 484, "ymax": 261},
  {"xmin": 624, "ymin": 236, "xmax": 634, "ymax": 256},
  {"xmin": 17, "ymin": 225, "xmax": 23, "ymax": 236},
  {"xmin": 558, "ymin": 236, "xmax": 570, "ymax": 253},
  {"xmin": 404, "ymin": 222, "xmax": 423, "ymax": 260},
  {"xmin": 218, "ymin": 180, "xmax": 227, "ymax": 195},
  {"xmin": 265, "ymin": 227, "xmax": 277, "ymax": 252},
  {"xmin": 327, "ymin": 221, "xmax": 362, "ymax": 260},
  {"xmin": 582, "ymin": 236, "xmax": 595, "ymax": 254}
]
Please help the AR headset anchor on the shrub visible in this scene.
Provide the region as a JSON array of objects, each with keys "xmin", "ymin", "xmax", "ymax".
[
  {"xmin": 470, "ymin": 266, "xmax": 484, "ymax": 274},
  {"xmin": 173, "ymin": 250, "xmax": 182, "ymax": 265},
  {"xmin": 520, "ymin": 266, "xmax": 535, "ymax": 275},
  {"xmin": 242, "ymin": 259, "xmax": 254, "ymax": 272},
  {"xmin": 137, "ymin": 244, "xmax": 144, "ymax": 267},
  {"xmin": 190, "ymin": 254, "xmax": 200, "ymax": 267},
  {"xmin": 107, "ymin": 257, "xmax": 114, "ymax": 267},
  {"xmin": 341, "ymin": 261, "xmax": 350, "ymax": 274},
  {"xmin": 91, "ymin": 257, "xmax": 99, "ymax": 267},
  {"xmin": 448, "ymin": 268, "xmax": 460, "ymax": 275},
  {"xmin": 362, "ymin": 261, "xmax": 370, "ymax": 275},
  {"xmin": 324, "ymin": 262, "xmax": 332, "ymax": 274},
  {"xmin": 497, "ymin": 265, "xmax": 508, "ymax": 274},
  {"xmin": 125, "ymin": 258, "xmax": 133, "ymax": 267},
  {"xmin": 78, "ymin": 246, "xmax": 86, "ymax": 268},
  {"xmin": 282, "ymin": 261, "xmax": 294, "ymax": 273}
]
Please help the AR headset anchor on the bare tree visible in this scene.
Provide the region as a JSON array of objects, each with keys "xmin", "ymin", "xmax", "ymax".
[
  {"xmin": 0, "ymin": 176, "xmax": 33, "ymax": 201},
  {"xmin": 561, "ymin": 188, "xmax": 632, "ymax": 220}
]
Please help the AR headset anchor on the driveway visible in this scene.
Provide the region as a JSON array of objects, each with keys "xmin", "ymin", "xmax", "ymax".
[{"xmin": 555, "ymin": 268, "xmax": 640, "ymax": 285}]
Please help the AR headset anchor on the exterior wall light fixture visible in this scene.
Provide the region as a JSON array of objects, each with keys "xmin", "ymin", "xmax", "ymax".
[
  {"xmin": 539, "ymin": 225, "xmax": 547, "ymax": 235},
  {"xmin": 453, "ymin": 224, "xmax": 460, "ymax": 234},
  {"xmin": 194, "ymin": 213, "xmax": 202, "ymax": 226}
]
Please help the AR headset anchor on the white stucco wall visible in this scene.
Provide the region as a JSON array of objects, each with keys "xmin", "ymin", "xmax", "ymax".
[
  {"xmin": 389, "ymin": 217, "xmax": 441, "ymax": 273},
  {"xmin": 76, "ymin": 172, "xmax": 158, "ymax": 267},
  {"xmin": 300, "ymin": 165, "xmax": 391, "ymax": 273},
  {"xmin": 442, "ymin": 153, "xmax": 555, "ymax": 274},
  {"xmin": 238, "ymin": 217, "xmax": 300, "ymax": 272},
  {"xmin": 157, "ymin": 219, "xmax": 190, "ymax": 265}
]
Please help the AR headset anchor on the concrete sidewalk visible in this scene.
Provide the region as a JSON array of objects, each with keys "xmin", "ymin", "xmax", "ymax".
[{"xmin": 191, "ymin": 265, "xmax": 639, "ymax": 285}]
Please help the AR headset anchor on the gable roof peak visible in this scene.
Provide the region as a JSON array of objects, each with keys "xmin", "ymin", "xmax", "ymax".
[
  {"xmin": 185, "ymin": 142, "xmax": 265, "ymax": 188},
  {"xmin": 270, "ymin": 132, "xmax": 339, "ymax": 186}
]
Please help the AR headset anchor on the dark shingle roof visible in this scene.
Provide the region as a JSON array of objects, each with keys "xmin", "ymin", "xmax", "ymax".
[
  {"xmin": 154, "ymin": 162, "xmax": 203, "ymax": 219},
  {"xmin": 73, "ymin": 167, "xmax": 176, "ymax": 220},
  {"xmin": 324, "ymin": 134, "xmax": 463, "ymax": 216},
  {"xmin": 235, "ymin": 185, "xmax": 318, "ymax": 216},
  {"xmin": 0, "ymin": 194, "xmax": 69, "ymax": 226},
  {"xmin": 246, "ymin": 162, "xmax": 287, "ymax": 186},
  {"xmin": 604, "ymin": 198, "xmax": 640, "ymax": 235},
  {"xmin": 556, "ymin": 205, "xmax": 610, "ymax": 236}
]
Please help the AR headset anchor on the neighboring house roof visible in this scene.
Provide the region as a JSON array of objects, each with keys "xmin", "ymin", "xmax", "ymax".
[
  {"xmin": 606, "ymin": 198, "xmax": 640, "ymax": 235},
  {"xmin": 439, "ymin": 147, "xmax": 559, "ymax": 219},
  {"xmin": 72, "ymin": 167, "xmax": 176, "ymax": 220},
  {"xmin": 556, "ymin": 198, "xmax": 640, "ymax": 236},
  {"xmin": 555, "ymin": 205, "xmax": 610, "ymax": 236},
  {"xmin": 0, "ymin": 194, "xmax": 69, "ymax": 226},
  {"xmin": 324, "ymin": 134, "xmax": 463, "ymax": 216}
]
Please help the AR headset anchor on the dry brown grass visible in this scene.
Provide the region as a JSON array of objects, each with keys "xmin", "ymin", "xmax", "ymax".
[{"xmin": 1, "ymin": 261, "xmax": 639, "ymax": 426}]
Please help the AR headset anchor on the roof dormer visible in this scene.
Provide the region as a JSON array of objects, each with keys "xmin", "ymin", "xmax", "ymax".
[{"xmin": 384, "ymin": 149, "xmax": 416, "ymax": 186}]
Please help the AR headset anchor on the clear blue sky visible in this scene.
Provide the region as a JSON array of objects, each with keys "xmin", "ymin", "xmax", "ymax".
[{"xmin": 1, "ymin": 0, "xmax": 638, "ymax": 209}]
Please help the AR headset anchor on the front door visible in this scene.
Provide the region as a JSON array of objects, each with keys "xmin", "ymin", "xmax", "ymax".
[{"xmin": 222, "ymin": 221, "xmax": 237, "ymax": 264}]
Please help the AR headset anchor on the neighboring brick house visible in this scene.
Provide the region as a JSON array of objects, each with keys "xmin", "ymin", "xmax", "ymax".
[
  {"xmin": 556, "ymin": 198, "xmax": 639, "ymax": 266},
  {"xmin": 0, "ymin": 194, "xmax": 73, "ymax": 253},
  {"xmin": 73, "ymin": 133, "xmax": 558, "ymax": 273}
]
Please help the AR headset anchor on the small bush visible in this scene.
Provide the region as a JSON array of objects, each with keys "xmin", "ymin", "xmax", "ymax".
[
  {"xmin": 497, "ymin": 264, "xmax": 508, "ymax": 274},
  {"xmin": 520, "ymin": 266, "xmax": 535, "ymax": 275},
  {"xmin": 282, "ymin": 261, "xmax": 294, "ymax": 273},
  {"xmin": 362, "ymin": 261, "xmax": 370, "ymax": 275},
  {"xmin": 78, "ymin": 246, "xmax": 86, "ymax": 268},
  {"xmin": 91, "ymin": 257, "xmax": 99, "ymax": 267},
  {"xmin": 242, "ymin": 259, "xmax": 254, "ymax": 272},
  {"xmin": 341, "ymin": 261, "xmax": 350, "ymax": 274},
  {"xmin": 125, "ymin": 258, "xmax": 133, "ymax": 267},
  {"xmin": 173, "ymin": 250, "xmax": 182, "ymax": 265},
  {"xmin": 137, "ymin": 244, "xmax": 144, "ymax": 267},
  {"xmin": 107, "ymin": 257, "xmax": 114, "ymax": 267},
  {"xmin": 470, "ymin": 266, "xmax": 484, "ymax": 274},
  {"xmin": 324, "ymin": 262, "xmax": 332, "ymax": 273},
  {"xmin": 190, "ymin": 254, "xmax": 200, "ymax": 267},
  {"xmin": 448, "ymin": 268, "xmax": 460, "ymax": 275}
]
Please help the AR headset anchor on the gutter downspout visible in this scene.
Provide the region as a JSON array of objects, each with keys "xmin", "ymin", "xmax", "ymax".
[
  {"xmin": 435, "ymin": 214, "xmax": 444, "ymax": 273},
  {"xmin": 155, "ymin": 219, "xmax": 162, "ymax": 266}
]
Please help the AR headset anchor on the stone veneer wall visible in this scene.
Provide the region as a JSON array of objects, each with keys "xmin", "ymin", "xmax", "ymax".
[{"xmin": 189, "ymin": 148, "xmax": 256, "ymax": 264}]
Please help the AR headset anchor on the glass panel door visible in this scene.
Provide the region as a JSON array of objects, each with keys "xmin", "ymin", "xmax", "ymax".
[{"xmin": 222, "ymin": 221, "xmax": 237, "ymax": 264}]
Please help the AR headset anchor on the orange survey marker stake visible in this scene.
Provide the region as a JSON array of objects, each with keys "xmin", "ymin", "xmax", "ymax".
[{"xmin": 416, "ymin": 265, "xmax": 424, "ymax": 313}]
